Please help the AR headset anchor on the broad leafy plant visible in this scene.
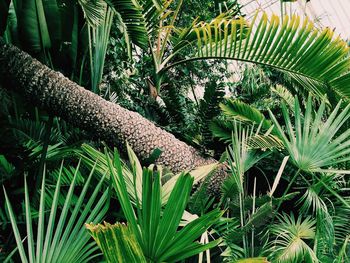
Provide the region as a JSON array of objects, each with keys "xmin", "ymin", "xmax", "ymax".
[{"xmin": 33, "ymin": 0, "xmax": 350, "ymax": 98}]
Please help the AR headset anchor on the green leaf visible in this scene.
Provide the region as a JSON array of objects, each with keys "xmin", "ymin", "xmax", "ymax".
[
  {"xmin": 244, "ymin": 202, "xmax": 273, "ymax": 229},
  {"xmin": 236, "ymin": 258, "xmax": 269, "ymax": 263},
  {"xmin": 167, "ymin": 13, "xmax": 350, "ymax": 99},
  {"xmin": 77, "ymin": 0, "xmax": 107, "ymax": 27},
  {"xmin": 269, "ymin": 96, "xmax": 350, "ymax": 174},
  {"xmin": 0, "ymin": 0, "xmax": 10, "ymax": 35},
  {"xmin": 103, "ymin": 148, "xmax": 222, "ymax": 262},
  {"xmin": 220, "ymin": 99, "xmax": 272, "ymax": 131},
  {"xmin": 19, "ymin": 0, "xmax": 51, "ymax": 52},
  {"xmin": 4, "ymin": 159, "xmax": 109, "ymax": 262},
  {"xmin": 268, "ymin": 213, "xmax": 317, "ymax": 263},
  {"xmin": 86, "ymin": 222, "xmax": 147, "ymax": 262}
]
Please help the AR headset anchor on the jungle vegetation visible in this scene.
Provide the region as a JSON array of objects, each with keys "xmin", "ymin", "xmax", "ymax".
[{"xmin": 0, "ymin": 0, "xmax": 349, "ymax": 262}]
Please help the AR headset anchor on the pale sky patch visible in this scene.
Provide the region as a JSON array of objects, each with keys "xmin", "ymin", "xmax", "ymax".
[{"xmin": 239, "ymin": 0, "xmax": 350, "ymax": 40}]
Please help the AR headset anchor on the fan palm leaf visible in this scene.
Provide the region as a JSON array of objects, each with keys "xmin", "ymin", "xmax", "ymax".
[
  {"xmin": 268, "ymin": 213, "xmax": 318, "ymax": 263},
  {"xmin": 3, "ymin": 160, "xmax": 110, "ymax": 263},
  {"xmin": 269, "ymin": 96, "xmax": 350, "ymax": 174}
]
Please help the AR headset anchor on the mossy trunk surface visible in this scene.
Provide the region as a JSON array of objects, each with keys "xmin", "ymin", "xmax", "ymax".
[{"xmin": 0, "ymin": 40, "xmax": 226, "ymax": 194}]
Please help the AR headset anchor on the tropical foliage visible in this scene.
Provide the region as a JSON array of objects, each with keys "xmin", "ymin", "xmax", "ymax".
[{"xmin": 1, "ymin": 0, "xmax": 350, "ymax": 262}]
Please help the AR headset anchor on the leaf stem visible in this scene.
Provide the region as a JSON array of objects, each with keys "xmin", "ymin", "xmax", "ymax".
[
  {"xmin": 275, "ymin": 168, "xmax": 301, "ymax": 214},
  {"xmin": 35, "ymin": 115, "xmax": 54, "ymax": 190}
]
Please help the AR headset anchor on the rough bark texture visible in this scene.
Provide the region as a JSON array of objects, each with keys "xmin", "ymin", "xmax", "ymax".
[{"xmin": 0, "ymin": 40, "xmax": 227, "ymax": 194}]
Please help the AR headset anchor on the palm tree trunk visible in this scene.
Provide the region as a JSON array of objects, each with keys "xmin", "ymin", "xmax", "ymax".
[{"xmin": 0, "ymin": 39, "xmax": 226, "ymax": 194}]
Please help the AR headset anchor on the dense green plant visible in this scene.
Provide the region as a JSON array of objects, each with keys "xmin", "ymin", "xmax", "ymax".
[
  {"xmin": 269, "ymin": 96, "xmax": 350, "ymax": 210},
  {"xmin": 86, "ymin": 147, "xmax": 222, "ymax": 262},
  {"xmin": 78, "ymin": 143, "xmax": 217, "ymax": 203},
  {"xmin": 1, "ymin": 1, "xmax": 350, "ymax": 262},
  {"xmin": 207, "ymin": 97, "xmax": 350, "ymax": 261}
]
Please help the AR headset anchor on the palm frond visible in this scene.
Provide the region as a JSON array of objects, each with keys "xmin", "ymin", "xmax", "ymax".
[
  {"xmin": 247, "ymin": 133, "xmax": 284, "ymax": 150},
  {"xmin": 88, "ymin": 7, "xmax": 114, "ymax": 93},
  {"xmin": 107, "ymin": 0, "xmax": 172, "ymax": 49},
  {"xmin": 271, "ymin": 85, "xmax": 295, "ymax": 110},
  {"xmin": 333, "ymin": 195, "xmax": 350, "ymax": 246},
  {"xmin": 77, "ymin": 0, "xmax": 107, "ymax": 27},
  {"xmin": 211, "ymin": 119, "xmax": 283, "ymax": 150},
  {"xmin": 220, "ymin": 99, "xmax": 272, "ymax": 131},
  {"xmin": 269, "ymin": 96, "xmax": 350, "ymax": 174},
  {"xmin": 106, "ymin": 0, "xmax": 148, "ymax": 49},
  {"xmin": 334, "ymin": 236, "xmax": 349, "ymax": 263},
  {"xmin": 268, "ymin": 213, "xmax": 317, "ymax": 263},
  {"xmin": 3, "ymin": 161, "xmax": 110, "ymax": 262},
  {"xmin": 167, "ymin": 13, "xmax": 350, "ymax": 98}
]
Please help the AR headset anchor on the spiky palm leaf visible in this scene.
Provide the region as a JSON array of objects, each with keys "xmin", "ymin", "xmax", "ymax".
[
  {"xmin": 226, "ymin": 122, "xmax": 271, "ymax": 194},
  {"xmin": 211, "ymin": 119, "xmax": 283, "ymax": 150},
  {"xmin": 165, "ymin": 13, "xmax": 350, "ymax": 98},
  {"xmin": 79, "ymin": 143, "xmax": 217, "ymax": 205},
  {"xmin": 100, "ymin": 148, "xmax": 223, "ymax": 262},
  {"xmin": 88, "ymin": 6, "xmax": 114, "ymax": 93},
  {"xmin": 106, "ymin": 0, "xmax": 148, "ymax": 49},
  {"xmin": 106, "ymin": 0, "xmax": 173, "ymax": 50},
  {"xmin": 3, "ymin": 161, "xmax": 110, "ymax": 263},
  {"xmin": 269, "ymin": 96, "xmax": 350, "ymax": 174},
  {"xmin": 271, "ymin": 85, "xmax": 296, "ymax": 110}
]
